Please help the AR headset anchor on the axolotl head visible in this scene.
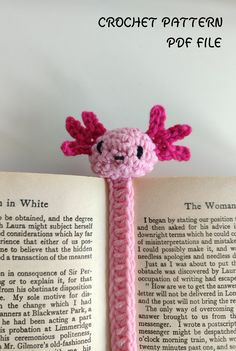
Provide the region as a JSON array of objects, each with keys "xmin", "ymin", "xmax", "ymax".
[{"xmin": 61, "ymin": 105, "xmax": 191, "ymax": 180}]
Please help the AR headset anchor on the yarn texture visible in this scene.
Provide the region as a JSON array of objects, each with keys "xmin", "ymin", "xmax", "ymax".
[
  {"xmin": 61, "ymin": 105, "xmax": 191, "ymax": 351},
  {"xmin": 108, "ymin": 177, "xmax": 136, "ymax": 350}
]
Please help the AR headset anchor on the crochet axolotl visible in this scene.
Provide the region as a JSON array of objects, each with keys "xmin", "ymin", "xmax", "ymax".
[
  {"xmin": 61, "ymin": 105, "xmax": 191, "ymax": 179},
  {"xmin": 61, "ymin": 105, "xmax": 191, "ymax": 351}
]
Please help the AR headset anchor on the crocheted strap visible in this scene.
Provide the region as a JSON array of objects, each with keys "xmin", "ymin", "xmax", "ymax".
[
  {"xmin": 61, "ymin": 105, "xmax": 192, "ymax": 350},
  {"xmin": 108, "ymin": 177, "xmax": 137, "ymax": 351}
]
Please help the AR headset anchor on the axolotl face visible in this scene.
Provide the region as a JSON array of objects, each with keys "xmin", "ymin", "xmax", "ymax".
[
  {"xmin": 61, "ymin": 106, "xmax": 191, "ymax": 178},
  {"xmin": 89, "ymin": 128, "xmax": 158, "ymax": 179}
]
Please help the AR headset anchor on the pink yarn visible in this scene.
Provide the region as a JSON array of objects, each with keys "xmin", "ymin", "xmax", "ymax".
[
  {"xmin": 61, "ymin": 112, "xmax": 106, "ymax": 156},
  {"xmin": 61, "ymin": 105, "xmax": 191, "ymax": 166},
  {"xmin": 61, "ymin": 105, "xmax": 191, "ymax": 351},
  {"xmin": 146, "ymin": 105, "xmax": 191, "ymax": 161},
  {"xmin": 89, "ymin": 128, "xmax": 158, "ymax": 180},
  {"xmin": 108, "ymin": 178, "xmax": 136, "ymax": 350}
]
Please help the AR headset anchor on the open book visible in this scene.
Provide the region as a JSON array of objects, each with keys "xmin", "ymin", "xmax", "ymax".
[{"xmin": 0, "ymin": 172, "xmax": 236, "ymax": 350}]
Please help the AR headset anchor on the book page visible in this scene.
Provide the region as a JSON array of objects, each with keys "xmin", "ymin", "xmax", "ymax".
[
  {"xmin": 0, "ymin": 172, "xmax": 108, "ymax": 351},
  {"xmin": 134, "ymin": 177, "xmax": 236, "ymax": 351}
]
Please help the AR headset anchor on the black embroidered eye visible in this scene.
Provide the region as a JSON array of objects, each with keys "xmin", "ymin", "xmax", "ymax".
[
  {"xmin": 137, "ymin": 145, "xmax": 143, "ymax": 159},
  {"xmin": 97, "ymin": 140, "xmax": 103, "ymax": 154}
]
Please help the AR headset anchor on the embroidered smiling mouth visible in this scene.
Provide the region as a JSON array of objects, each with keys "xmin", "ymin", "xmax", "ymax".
[{"xmin": 114, "ymin": 155, "xmax": 125, "ymax": 161}]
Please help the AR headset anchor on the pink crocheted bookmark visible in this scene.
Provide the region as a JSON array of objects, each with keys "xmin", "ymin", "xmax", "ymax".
[{"xmin": 61, "ymin": 105, "xmax": 191, "ymax": 351}]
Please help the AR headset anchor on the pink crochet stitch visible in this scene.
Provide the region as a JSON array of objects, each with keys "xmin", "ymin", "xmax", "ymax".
[{"xmin": 61, "ymin": 105, "xmax": 191, "ymax": 351}]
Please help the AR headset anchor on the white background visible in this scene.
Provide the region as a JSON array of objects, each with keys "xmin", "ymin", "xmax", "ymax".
[{"xmin": 0, "ymin": 0, "xmax": 235, "ymax": 178}]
